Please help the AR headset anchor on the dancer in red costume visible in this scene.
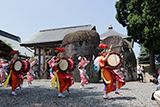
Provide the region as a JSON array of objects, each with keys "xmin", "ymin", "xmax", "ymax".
[
  {"xmin": 98, "ymin": 44, "xmax": 125, "ymax": 99},
  {"xmin": 4, "ymin": 50, "xmax": 24, "ymax": 96},
  {"xmin": 51, "ymin": 48, "xmax": 74, "ymax": 98}
]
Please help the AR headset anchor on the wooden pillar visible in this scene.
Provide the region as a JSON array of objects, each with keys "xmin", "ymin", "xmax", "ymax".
[
  {"xmin": 52, "ymin": 48, "xmax": 55, "ymax": 56},
  {"xmin": 38, "ymin": 48, "xmax": 41, "ymax": 78},
  {"xmin": 34, "ymin": 48, "xmax": 36, "ymax": 56},
  {"xmin": 43, "ymin": 48, "xmax": 45, "ymax": 71}
]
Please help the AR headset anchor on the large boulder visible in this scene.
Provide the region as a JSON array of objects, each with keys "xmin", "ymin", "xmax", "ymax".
[{"xmin": 62, "ymin": 30, "xmax": 100, "ymax": 82}]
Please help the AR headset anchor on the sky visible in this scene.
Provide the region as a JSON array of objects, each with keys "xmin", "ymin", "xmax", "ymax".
[{"xmin": 0, "ymin": 0, "xmax": 140, "ymax": 58}]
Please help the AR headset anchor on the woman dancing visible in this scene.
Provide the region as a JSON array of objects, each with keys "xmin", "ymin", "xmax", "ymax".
[
  {"xmin": 98, "ymin": 44, "xmax": 125, "ymax": 99},
  {"xmin": 51, "ymin": 48, "xmax": 74, "ymax": 98},
  {"xmin": 78, "ymin": 56, "xmax": 90, "ymax": 89}
]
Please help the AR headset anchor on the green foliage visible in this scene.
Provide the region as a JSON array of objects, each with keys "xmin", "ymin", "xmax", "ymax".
[
  {"xmin": 115, "ymin": 0, "xmax": 160, "ymax": 53},
  {"xmin": 115, "ymin": 0, "xmax": 160, "ymax": 73},
  {"xmin": 2, "ymin": 40, "xmax": 13, "ymax": 49},
  {"xmin": 138, "ymin": 47, "xmax": 150, "ymax": 64}
]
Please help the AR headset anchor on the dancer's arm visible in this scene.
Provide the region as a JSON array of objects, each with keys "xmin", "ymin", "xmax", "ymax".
[
  {"xmin": 53, "ymin": 60, "xmax": 61, "ymax": 67},
  {"xmin": 102, "ymin": 45, "xmax": 112, "ymax": 61}
]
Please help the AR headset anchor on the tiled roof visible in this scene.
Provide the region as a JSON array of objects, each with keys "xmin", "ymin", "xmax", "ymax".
[
  {"xmin": 100, "ymin": 26, "xmax": 128, "ymax": 40},
  {"xmin": 20, "ymin": 25, "xmax": 96, "ymax": 47},
  {"xmin": 0, "ymin": 31, "xmax": 33, "ymax": 57}
]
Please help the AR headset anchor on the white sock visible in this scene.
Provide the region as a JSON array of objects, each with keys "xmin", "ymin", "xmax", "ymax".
[
  {"xmin": 104, "ymin": 94, "xmax": 108, "ymax": 97},
  {"xmin": 12, "ymin": 91, "xmax": 15, "ymax": 93},
  {"xmin": 58, "ymin": 93, "xmax": 62, "ymax": 95},
  {"xmin": 11, "ymin": 91, "xmax": 17, "ymax": 95},
  {"xmin": 116, "ymin": 88, "xmax": 119, "ymax": 92},
  {"xmin": 20, "ymin": 84, "xmax": 23, "ymax": 87}
]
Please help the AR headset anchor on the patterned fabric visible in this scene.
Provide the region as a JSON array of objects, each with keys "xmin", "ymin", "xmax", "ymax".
[
  {"xmin": 50, "ymin": 70, "xmax": 55, "ymax": 83},
  {"xmin": 27, "ymin": 71, "xmax": 34, "ymax": 83},
  {"xmin": 0, "ymin": 63, "xmax": 8, "ymax": 83},
  {"xmin": 18, "ymin": 74, "xmax": 24, "ymax": 79},
  {"xmin": 79, "ymin": 60, "xmax": 89, "ymax": 68},
  {"xmin": 78, "ymin": 58, "xmax": 89, "ymax": 85},
  {"xmin": 79, "ymin": 69, "xmax": 89, "ymax": 85},
  {"xmin": 27, "ymin": 61, "xmax": 36, "ymax": 83},
  {"xmin": 48, "ymin": 58, "xmax": 57, "ymax": 83},
  {"xmin": 0, "ymin": 71, "xmax": 5, "ymax": 83},
  {"xmin": 48, "ymin": 59, "xmax": 54, "ymax": 67}
]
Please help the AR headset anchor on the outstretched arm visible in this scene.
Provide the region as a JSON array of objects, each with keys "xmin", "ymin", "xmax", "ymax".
[{"xmin": 102, "ymin": 45, "xmax": 112, "ymax": 61}]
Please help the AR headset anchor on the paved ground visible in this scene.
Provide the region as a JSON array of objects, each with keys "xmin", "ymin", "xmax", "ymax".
[{"xmin": 0, "ymin": 78, "xmax": 158, "ymax": 107}]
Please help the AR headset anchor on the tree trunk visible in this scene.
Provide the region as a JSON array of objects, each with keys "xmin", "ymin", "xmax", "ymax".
[{"xmin": 149, "ymin": 50, "xmax": 155, "ymax": 74}]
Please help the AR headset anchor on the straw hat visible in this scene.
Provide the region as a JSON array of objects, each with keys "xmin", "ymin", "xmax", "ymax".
[
  {"xmin": 55, "ymin": 48, "xmax": 65, "ymax": 52},
  {"xmin": 11, "ymin": 50, "xmax": 19, "ymax": 54}
]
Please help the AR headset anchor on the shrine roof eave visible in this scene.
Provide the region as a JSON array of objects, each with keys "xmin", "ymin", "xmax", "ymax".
[{"xmin": 20, "ymin": 40, "xmax": 62, "ymax": 48}]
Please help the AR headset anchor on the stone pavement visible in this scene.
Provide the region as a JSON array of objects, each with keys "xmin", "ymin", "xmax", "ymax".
[{"xmin": 0, "ymin": 79, "xmax": 158, "ymax": 107}]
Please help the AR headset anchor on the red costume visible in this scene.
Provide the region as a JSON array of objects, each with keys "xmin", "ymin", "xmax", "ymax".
[
  {"xmin": 51, "ymin": 58, "xmax": 74, "ymax": 93},
  {"xmin": 98, "ymin": 43, "xmax": 125, "ymax": 99},
  {"xmin": 51, "ymin": 47, "xmax": 74, "ymax": 98},
  {"xmin": 100, "ymin": 55, "xmax": 125, "ymax": 94},
  {"xmin": 3, "ymin": 50, "xmax": 24, "ymax": 95},
  {"xmin": 11, "ymin": 69, "xmax": 24, "ymax": 91},
  {"xmin": 9, "ymin": 59, "xmax": 24, "ymax": 91}
]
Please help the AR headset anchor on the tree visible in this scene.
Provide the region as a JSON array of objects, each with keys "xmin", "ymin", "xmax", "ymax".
[
  {"xmin": 138, "ymin": 47, "xmax": 150, "ymax": 64},
  {"xmin": 2, "ymin": 40, "xmax": 13, "ymax": 49},
  {"xmin": 115, "ymin": 0, "xmax": 160, "ymax": 74}
]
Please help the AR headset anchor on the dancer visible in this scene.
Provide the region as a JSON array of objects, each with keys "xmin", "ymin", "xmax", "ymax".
[
  {"xmin": 48, "ymin": 56, "xmax": 56, "ymax": 87},
  {"xmin": 3, "ymin": 50, "xmax": 24, "ymax": 96},
  {"xmin": 51, "ymin": 48, "xmax": 74, "ymax": 98},
  {"xmin": 98, "ymin": 44, "xmax": 125, "ymax": 99},
  {"xmin": 27, "ymin": 57, "xmax": 36, "ymax": 87},
  {"xmin": 78, "ymin": 56, "xmax": 90, "ymax": 89},
  {"xmin": 0, "ymin": 58, "xmax": 8, "ymax": 87}
]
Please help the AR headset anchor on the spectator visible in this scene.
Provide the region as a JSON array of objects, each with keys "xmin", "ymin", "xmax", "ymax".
[
  {"xmin": 137, "ymin": 63, "xmax": 144, "ymax": 82},
  {"xmin": 154, "ymin": 90, "xmax": 160, "ymax": 106},
  {"xmin": 152, "ymin": 70, "xmax": 160, "ymax": 106}
]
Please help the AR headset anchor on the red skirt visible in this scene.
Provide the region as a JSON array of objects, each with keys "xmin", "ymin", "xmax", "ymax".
[{"xmin": 57, "ymin": 71, "xmax": 74, "ymax": 93}]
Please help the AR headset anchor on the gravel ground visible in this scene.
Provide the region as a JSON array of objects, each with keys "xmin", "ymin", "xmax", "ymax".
[{"xmin": 0, "ymin": 79, "xmax": 158, "ymax": 107}]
